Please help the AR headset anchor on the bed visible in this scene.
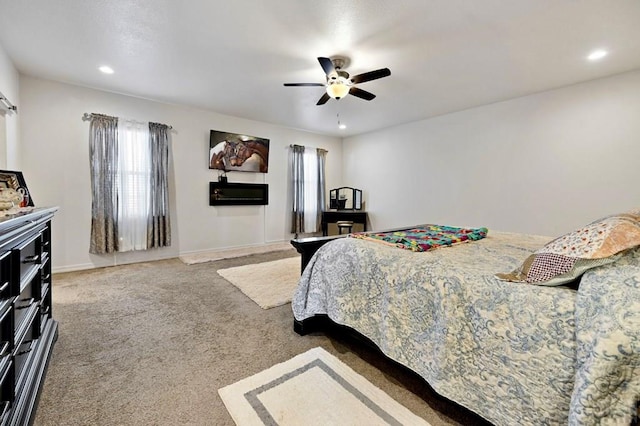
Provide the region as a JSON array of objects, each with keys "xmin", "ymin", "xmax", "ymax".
[{"xmin": 291, "ymin": 217, "xmax": 640, "ymax": 425}]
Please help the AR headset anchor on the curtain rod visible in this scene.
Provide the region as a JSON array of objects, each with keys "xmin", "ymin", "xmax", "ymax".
[
  {"xmin": 82, "ymin": 113, "xmax": 173, "ymax": 129},
  {"xmin": 289, "ymin": 144, "xmax": 328, "ymax": 153},
  {"xmin": 0, "ymin": 91, "xmax": 17, "ymax": 114}
]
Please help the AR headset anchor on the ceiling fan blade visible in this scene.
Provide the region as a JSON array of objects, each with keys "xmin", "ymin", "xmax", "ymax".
[
  {"xmin": 350, "ymin": 68, "xmax": 391, "ymax": 84},
  {"xmin": 316, "ymin": 93, "xmax": 331, "ymax": 105},
  {"xmin": 283, "ymin": 83, "xmax": 325, "ymax": 87},
  {"xmin": 349, "ymin": 87, "xmax": 376, "ymax": 101},
  {"xmin": 318, "ymin": 57, "xmax": 336, "ymax": 76}
]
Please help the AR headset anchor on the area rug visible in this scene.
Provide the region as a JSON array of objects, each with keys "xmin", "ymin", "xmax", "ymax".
[
  {"xmin": 216, "ymin": 256, "xmax": 301, "ymax": 309},
  {"xmin": 218, "ymin": 347, "xmax": 431, "ymax": 426}
]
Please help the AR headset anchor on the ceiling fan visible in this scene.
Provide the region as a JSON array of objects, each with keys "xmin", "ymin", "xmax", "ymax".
[{"xmin": 284, "ymin": 56, "xmax": 391, "ymax": 105}]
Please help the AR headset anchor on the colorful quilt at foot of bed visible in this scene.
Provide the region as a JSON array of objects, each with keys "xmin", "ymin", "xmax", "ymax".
[{"xmin": 349, "ymin": 224, "xmax": 488, "ymax": 252}]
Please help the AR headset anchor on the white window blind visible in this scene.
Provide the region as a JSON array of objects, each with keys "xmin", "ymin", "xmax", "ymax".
[
  {"xmin": 117, "ymin": 119, "xmax": 150, "ymax": 251},
  {"xmin": 303, "ymin": 149, "xmax": 319, "ymax": 233}
]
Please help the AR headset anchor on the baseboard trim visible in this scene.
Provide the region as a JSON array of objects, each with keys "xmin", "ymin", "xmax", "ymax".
[
  {"xmin": 52, "ymin": 241, "xmax": 294, "ymax": 273},
  {"xmin": 52, "ymin": 252, "xmax": 178, "ymax": 274},
  {"xmin": 179, "ymin": 241, "xmax": 293, "ymax": 265}
]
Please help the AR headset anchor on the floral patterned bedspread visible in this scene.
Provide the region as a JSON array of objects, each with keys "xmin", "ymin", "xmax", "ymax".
[{"xmin": 292, "ymin": 232, "xmax": 640, "ymax": 425}]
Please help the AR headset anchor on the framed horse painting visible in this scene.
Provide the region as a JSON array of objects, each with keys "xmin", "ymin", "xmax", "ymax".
[{"xmin": 209, "ymin": 130, "xmax": 270, "ymax": 173}]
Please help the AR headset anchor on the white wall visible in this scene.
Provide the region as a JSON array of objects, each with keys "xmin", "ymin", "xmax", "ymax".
[
  {"xmin": 19, "ymin": 69, "xmax": 640, "ymax": 271},
  {"xmin": 19, "ymin": 76, "xmax": 342, "ymax": 272},
  {"xmin": 343, "ymin": 70, "xmax": 640, "ymax": 237},
  {"xmin": 0, "ymin": 41, "xmax": 20, "ymax": 169}
]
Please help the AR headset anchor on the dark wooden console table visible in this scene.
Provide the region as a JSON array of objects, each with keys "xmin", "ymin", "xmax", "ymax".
[{"xmin": 321, "ymin": 210, "xmax": 367, "ymax": 236}]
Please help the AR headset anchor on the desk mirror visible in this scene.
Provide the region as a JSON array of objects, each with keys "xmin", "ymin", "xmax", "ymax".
[{"xmin": 329, "ymin": 187, "xmax": 362, "ymax": 210}]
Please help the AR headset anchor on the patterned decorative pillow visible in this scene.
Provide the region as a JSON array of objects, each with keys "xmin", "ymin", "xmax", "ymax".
[{"xmin": 496, "ymin": 212, "xmax": 640, "ymax": 286}]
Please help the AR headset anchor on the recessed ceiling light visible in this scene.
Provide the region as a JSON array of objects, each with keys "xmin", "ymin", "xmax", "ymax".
[
  {"xmin": 338, "ymin": 124, "xmax": 347, "ymax": 130},
  {"xmin": 587, "ymin": 50, "xmax": 608, "ymax": 61},
  {"xmin": 99, "ymin": 65, "xmax": 114, "ymax": 74}
]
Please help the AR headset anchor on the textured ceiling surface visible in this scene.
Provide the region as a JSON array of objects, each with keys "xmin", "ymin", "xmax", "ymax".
[{"xmin": 1, "ymin": 0, "xmax": 640, "ymax": 136}]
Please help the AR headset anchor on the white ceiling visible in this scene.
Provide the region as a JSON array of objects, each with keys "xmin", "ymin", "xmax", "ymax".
[{"xmin": 1, "ymin": 0, "xmax": 640, "ymax": 137}]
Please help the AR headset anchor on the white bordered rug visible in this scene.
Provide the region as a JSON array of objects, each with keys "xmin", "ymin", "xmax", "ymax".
[
  {"xmin": 218, "ymin": 347, "xmax": 431, "ymax": 426},
  {"xmin": 216, "ymin": 256, "xmax": 301, "ymax": 309}
]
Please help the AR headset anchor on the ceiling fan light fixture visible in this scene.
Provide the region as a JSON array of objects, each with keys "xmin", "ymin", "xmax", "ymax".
[
  {"xmin": 326, "ymin": 81, "xmax": 349, "ymax": 99},
  {"xmin": 284, "ymin": 55, "xmax": 390, "ymax": 105}
]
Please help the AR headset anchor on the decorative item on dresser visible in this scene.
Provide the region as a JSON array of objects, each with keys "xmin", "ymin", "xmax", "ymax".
[
  {"xmin": 0, "ymin": 207, "xmax": 58, "ymax": 425},
  {"xmin": 0, "ymin": 170, "xmax": 34, "ymax": 209}
]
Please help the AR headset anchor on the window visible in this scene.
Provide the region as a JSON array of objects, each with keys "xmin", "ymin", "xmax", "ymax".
[
  {"xmin": 88, "ymin": 113, "xmax": 171, "ymax": 254},
  {"xmin": 290, "ymin": 145, "xmax": 327, "ymax": 236},
  {"xmin": 302, "ymin": 150, "xmax": 319, "ymax": 232},
  {"xmin": 117, "ymin": 120, "xmax": 150, "ymax": 251}
]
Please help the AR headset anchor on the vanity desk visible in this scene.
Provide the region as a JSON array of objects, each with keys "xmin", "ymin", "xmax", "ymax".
[
  {"xmin": 323, "ymin": 186, "xmax": 366, "ymax": 236},
  {"xmin": 321, "ymin": 210, "xmax": 367, "ymax": 236}
]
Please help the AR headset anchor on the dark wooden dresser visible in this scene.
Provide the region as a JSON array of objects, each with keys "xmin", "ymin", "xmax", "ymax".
[{"xmin": 0, "ymin": 207, "xmax": 58, "ymax": 426}]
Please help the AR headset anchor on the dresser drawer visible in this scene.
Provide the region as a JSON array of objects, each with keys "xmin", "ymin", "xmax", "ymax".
[
  {"xmin": 0, "ymin": 253, "xmax": 9, "ymax": 302},
  {"xmin": 0, "ymin": 358, "xmax": 13, "ymax": 425},
  {"xmin": 13, "ymin": 232, "xmax": 42, "ymax": 289},
  {"xmin": 39, "ymin": 302, "xmax": 51, "ymax": 335},
  {"xmin": 14, "ymin": 336, "xmax": 37, "ymax": 391},
  {"xmin": 0, "ymin": 306, "xmax": 11, "ymax": 361},
  {"xmin": 13, "ymin": 279, "xmax": 37, "ymax": 335},
  {"xmin": 40, "ymin": 254, "xmax": 51, "ymax": 283},
  {"xmin": 13, "ymin": 304, "xmax": 38, "ymax": 391}
]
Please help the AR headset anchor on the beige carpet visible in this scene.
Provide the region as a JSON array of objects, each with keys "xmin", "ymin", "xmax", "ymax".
[
  {"xmin": 33, "ymin": 251, "xmax": 491, "ymax": 426},
  {"xmin": 219, "ymin": 347, "xmax": 432, "ymax": 426},
  {"xmin": 217, "ymin": 256, "xmax": 301, "ymax": 309}
]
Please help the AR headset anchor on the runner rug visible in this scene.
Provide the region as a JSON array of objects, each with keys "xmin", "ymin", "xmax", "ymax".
[{"xmin": 218, "ymin": 347, "xmax": 431, "ymax": 425}]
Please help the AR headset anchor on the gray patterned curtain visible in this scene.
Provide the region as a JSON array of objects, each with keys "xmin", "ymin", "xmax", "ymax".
[
  {"xmin": 147, "ymin": 122, "xmax": 171, "ymax": 248},
  {"xmin": 89, "ymin": 114, "xmax": 119, "ymax": 254},
  {"xmin": 315, "ymin": 148, "xmax": 327, "ymax": 232},
  {"xmin": 290, "ymin": 144, "xmax": 305, "ymax": 235}
]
